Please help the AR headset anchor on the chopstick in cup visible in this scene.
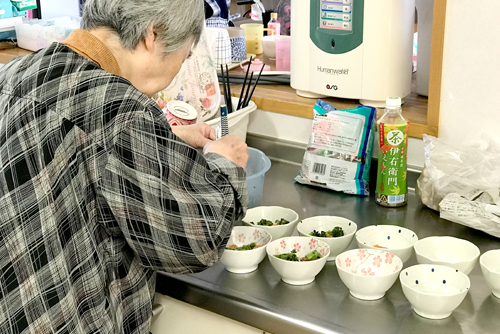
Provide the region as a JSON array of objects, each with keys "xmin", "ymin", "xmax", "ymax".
[
  {"xmin": 225, "ymin": 64, "xmax": 234, "ymax": 114},
  {"xmin": 219, "ymin": 65, "xmax": 229, "ymax": 137},
  {"xmin": 220, "ymin": 64, "xmax": 229, "ymax": 108},
  {"xmin": 243, "ymin": 63, "xmax": 265, "ymax": 108},
  {"xmin": 242, "ymin": 72, "xmax": 254, "ymax": 110},
  {"xmin": 237, "ymin": 56, "xmax": 253, "ymax": 111}
]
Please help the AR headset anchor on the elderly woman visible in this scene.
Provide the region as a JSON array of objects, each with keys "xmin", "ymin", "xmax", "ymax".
[{"xmin": 0, "ymin": 0, "xmax": 248, "ymax": 333}]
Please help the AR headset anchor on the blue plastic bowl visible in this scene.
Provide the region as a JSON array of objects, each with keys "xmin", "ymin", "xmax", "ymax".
[{"xmin": 246, "ymin": 147, "xmax": 271, "ymax": 208}]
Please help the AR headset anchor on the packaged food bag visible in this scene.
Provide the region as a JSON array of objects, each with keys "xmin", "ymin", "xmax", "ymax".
[{"xmin": 295, "ymin": 100, "xmax": 376, "ymax": 196}]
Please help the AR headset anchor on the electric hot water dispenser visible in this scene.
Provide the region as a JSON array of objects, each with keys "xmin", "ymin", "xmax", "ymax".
[{"xmin": 290, "ymin": 0, "xmax": 415, "ymax": 107}]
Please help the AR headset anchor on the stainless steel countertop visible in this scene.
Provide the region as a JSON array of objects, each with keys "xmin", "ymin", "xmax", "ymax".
[{"xmin": 156, "ymin": 160, "xmax": 500, "ymax": 334}]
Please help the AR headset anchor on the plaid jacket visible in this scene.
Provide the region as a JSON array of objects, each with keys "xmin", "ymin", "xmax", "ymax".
[{"xmin": 0, "ymin": 43, "xmax": 247, "ymax": 334}]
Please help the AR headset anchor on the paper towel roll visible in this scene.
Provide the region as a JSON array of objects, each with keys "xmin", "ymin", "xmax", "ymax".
[{"xmin": 49, "ymin": 26, "xmax": 65, "ymax": 40}]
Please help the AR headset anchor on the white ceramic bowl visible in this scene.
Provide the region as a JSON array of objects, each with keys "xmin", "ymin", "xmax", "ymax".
[
  {"xmin": 297, "ymin": 216, "xmax": 357, "ymax": 261},
  {"xmin": 400, "ymin": 264, "xmax": 470, "ymax": 319},
  {"xmin": 355, "ymin": 225, "xmax": 418, "ymax": 263},
  {"xmin": 220, "ymin": 226, "xmax": 272, "ymax": 273},
  {"xmin": 242, "ymin": 206, "xmax": 299, "ymax": 241},
  {"xmin": 260, "ymin": 35, "xmax": 276, "ymax": 59},
  {"xmin": 480, "ymin": 249, "xmax": 500, "ymax": 298},
  {"xmin": 266, "ymin": 236, "xmax": 330, "ymax": 285},
  {"xmin": 414, "ymin": 236, "xmax": 480, "ymax": 275},
  {"xmin": 336, "ymin": 249, "xmax": 403, "ymax": 300}
]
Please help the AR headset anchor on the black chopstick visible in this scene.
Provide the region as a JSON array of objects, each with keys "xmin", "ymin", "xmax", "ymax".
[
  {"xmin": 243, "ymin": 63, "xmax": 265, "ymax": 108},
  {"xmin": 220, "ymin": 64, "xmax": 229, "ymax": 109},
  {"xmin": 237, "ymin": 56, "xmax": 253, "ymax": 110},
  {"xmin": 225, "ymin": 64, "xmax": 233, "ymax": 114},
  {"xmin": 241, "ymin": 72, "xmax": 254, "ymax": 110}
]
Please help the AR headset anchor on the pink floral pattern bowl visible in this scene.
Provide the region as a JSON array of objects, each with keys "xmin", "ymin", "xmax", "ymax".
[
  {"xmin": 220, "ymin": 226, "xmax": 272, "ymax": 274},
  {"xmin": 266, "ymin": 236, "xmax": 330, "ymax": 285},
  {"xmin": 336, "ymin": 249, "xmax": 403, "ymax": 300}
]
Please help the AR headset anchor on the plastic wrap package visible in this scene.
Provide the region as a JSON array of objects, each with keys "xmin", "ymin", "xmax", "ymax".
[
  {"xmin": 295, "ymin": 100, "xmax": 376, "ymax": 196},
  {"xmin": 440, "ymin": 190, "xmax": 500, "ymax": 238},
  {"xmin": 416, "ymin": 134, "xmax": 500, "ymax": 211},
  {"xmin": 15, "ymin": 17, "xmax": 81, "ymax": 51},
  {"xmin": 156, "ymin": 24, "xmax": 220, "ymax": 122}
]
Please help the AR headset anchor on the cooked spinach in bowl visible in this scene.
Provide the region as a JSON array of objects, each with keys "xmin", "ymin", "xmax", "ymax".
[
  {"xmin": 274, "ymin": 249, "xmax": 322, "ymax": 261},
  {"xmin": 226, "ymin": 242, "xmax": 262, "ymax": 251},
  {"xmin": 309, "ymin": 226, "xmax": 344, "ymax": 238},
  {"xmin": 252, "ymin": 218, "xmax": 290, "ymax": 226}
]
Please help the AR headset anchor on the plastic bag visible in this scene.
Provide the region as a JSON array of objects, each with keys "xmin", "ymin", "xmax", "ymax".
[
  {"xmin": 156, "ymin": 24, "xmax": 220, "ymax": 122},
  {"xmin": 294, "ymin": 100, "xmax": 376, "ymax": 196},
  {"xmin": 439, "ymin": 190, "xmax": 500, "ymax": 238},
  {"xmin": 416, "ymin": 134, "xmax": 500, "ymax": 211}
]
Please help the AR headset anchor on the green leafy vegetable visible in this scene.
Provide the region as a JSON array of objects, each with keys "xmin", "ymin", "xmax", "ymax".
[
  {"xmin": 309, "ymin": 226, "xmax": 344, "ymax": 238},
  {"xmin": 250, "ymin": 218, "xmax": 290, "ymax": 226},
  {"xmin": 274, "ymin": 249, "xmax": 322, "ymax": 261},
  {"xmin": 226, "ymin": 242, "xmax": 261, "ymax": 251}
]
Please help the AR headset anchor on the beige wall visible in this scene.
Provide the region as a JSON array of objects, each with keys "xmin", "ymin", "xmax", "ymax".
[{"xmin": 439, "ymin": 0, "xmax": 500, "ymax": 147}]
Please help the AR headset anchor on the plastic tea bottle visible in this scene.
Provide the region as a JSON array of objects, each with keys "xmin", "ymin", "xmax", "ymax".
[
  {"xmin": 267, "ymin": 12, "xmax": 280, "ymax": 36},
  {"xmin": 375, "ymin": 97, "xmax": 409, "ymax": 207}
]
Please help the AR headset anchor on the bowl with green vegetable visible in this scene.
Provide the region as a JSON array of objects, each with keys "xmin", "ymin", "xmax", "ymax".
[
  {"xmin": 242, "ymin": 206, "xmax": 300, "ymax": 241},
  {"xmin": 220, "ymin": 226, "xmax": 272, "ymax": 273},
  {"xmin": 297, "ymin": 216, "xmax": 358, "ymax": 261},
  {"xmin": 266, "ymin": 236, "xmax": 330, "ymax": 285}
]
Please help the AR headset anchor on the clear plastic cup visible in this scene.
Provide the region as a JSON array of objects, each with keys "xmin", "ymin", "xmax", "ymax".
[
  {"xmin": 275, "ymin": 36, "xmax": 291, "ymax": 71},
  {"xmin": 246, "ymin": 147, "xmax": 271, "ymax": 208}
]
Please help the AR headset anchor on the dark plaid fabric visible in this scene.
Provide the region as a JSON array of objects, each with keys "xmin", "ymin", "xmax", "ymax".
[{"xmin": 0, "ymin": 43, "xmax": 247, "ymax": 334}]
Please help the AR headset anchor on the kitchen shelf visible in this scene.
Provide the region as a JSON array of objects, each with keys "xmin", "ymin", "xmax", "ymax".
[
  {"xmin": 0, "ymin": 47, "xmax": 32, "ymax": 64},
  {"xmin": 228, "ymin": 56, "xmax": 435, "ymax": 139}
]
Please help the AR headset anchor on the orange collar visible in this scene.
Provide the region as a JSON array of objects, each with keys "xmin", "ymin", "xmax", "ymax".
[{"xmin": 64, "ymin": 29, "xmax": 121, "ymax": 76}]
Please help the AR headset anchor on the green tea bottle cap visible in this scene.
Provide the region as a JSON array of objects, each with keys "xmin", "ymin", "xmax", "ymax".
[{"xmin": 386, "ymin": 96, "xmax": 402, "ymax": 109}]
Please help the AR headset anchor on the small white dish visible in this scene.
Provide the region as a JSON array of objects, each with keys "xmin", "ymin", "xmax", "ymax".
[
  {"xmin": 400, "ymin": 264, "xmax": 470, "ymax": 319},
  {"xmin": 355, "ymin": 225, "xmax": 418, "ymax": 263},
  {"xmin": 297, "ymin": 216, "xmax": 357, "ymax": 261},
  {"xmin": 220, "ymin": 226, "xmax": 272, "ymax": 273},
  {"xmin": 414, "ymin": 236, "xmax": 480, "ymax": 275},
  {"xmin": 242, "ymin": 206, "xmax": 299, "ymax": 241},
  {"xmin": 480, "ymin": 249, "xmax": 500, "ymax": 298},
  {"xmin": 336, "ymin": 249, "xmax": 403, "ymax": 300},
  {"xmin": 266, "ymin": 236, "xmax": 329, "ymax": 285}
]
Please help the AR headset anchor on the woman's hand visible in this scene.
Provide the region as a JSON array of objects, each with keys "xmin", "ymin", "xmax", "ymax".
[
  {"xmin": 203, "ymin": 135, "xmax": 249, "ymax": 169},
  {"xmin": 171, "ymin": 122, "xmax": 216, "ymax": 148}
]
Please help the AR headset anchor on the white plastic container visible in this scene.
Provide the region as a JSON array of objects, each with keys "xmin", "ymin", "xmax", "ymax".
[
  {"xmin": 205, "ymin": 96, "xmax": 257, "ymax": 143},
  {"xmin": 15, "ymin": 16, "xmax": 80, "ymax": 51}
]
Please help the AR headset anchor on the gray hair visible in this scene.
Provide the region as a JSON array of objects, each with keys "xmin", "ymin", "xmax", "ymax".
[{"xmin": 81, "ymin": 0, "xmax": 204, "ymax": 55}]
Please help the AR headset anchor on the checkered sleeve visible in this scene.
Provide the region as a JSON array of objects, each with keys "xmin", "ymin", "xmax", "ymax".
[{"xmin": 100, "ymin": 105, "xmax": 247, "ymax": 274}]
